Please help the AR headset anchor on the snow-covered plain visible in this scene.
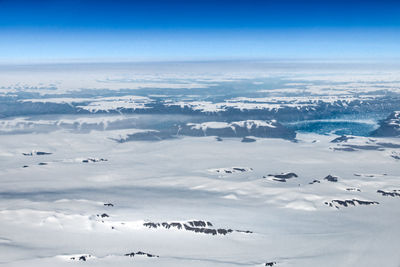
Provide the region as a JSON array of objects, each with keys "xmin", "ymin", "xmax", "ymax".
[
  {"xmin": 1, "ymin": 129, "xmax": 400, "ymax": 267},
  {"xmin": 1, "ymin": 61, "xmax": 400, "ymax": 267}
]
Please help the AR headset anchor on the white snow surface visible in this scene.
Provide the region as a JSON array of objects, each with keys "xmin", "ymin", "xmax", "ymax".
[{"xmin": 0, "ymin": 129, "xmax": 400, "ymax": 267}]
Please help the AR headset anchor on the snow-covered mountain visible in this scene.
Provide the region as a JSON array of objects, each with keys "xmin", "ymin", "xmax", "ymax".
[
  {"xmin": 372, "ymin": 111, "xmax": 400, "ymax": 137},
  {"xmin": 179, "ymin": 120, "xmax": 296, "ymax": 139}
]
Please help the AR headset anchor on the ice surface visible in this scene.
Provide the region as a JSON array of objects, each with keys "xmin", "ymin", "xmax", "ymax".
[{"xmin": 1, "ymin": 130, "xmax": 400, "ymax": 266}]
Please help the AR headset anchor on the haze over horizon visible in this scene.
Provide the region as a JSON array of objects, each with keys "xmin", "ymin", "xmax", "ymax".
[{"xmin": 1, "ymin": 0, "xmax": 400, "ymax": 63}]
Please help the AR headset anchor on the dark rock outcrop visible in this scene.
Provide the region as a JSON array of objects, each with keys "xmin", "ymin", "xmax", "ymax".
[
  {"xmin": 82, "ymin": 158, "xmax": 107, "ymax": 163},
  {"xmin": 143, "ymin": 222, "xmax": 160, "ymax": 228},
  {"xmin": 70, "ymin": 255, "xmax": 92, "ymax": 261},
  {"xmin": 377, "ymin": 190, "xmax": 400, "ymax": 197},
  {"xmin": 268, "ymin": 172, "xmax": 298, "ymax": 182},
  {"xmin": 232, "ymin": 167, "xmax": 246, "ymax": 172},
  {"xmin": 125, "ymin": 251, "xmax": 159, "ymax": 258},
  {"xmin": 214, "ymin": 167, "xmax": 252, "ymax": 174},
  {"xmin": 324, "ymin": 175, "xmax": 338, "ymax": 182},
  {"xmin": 241, "ymin": 137, "xmax": 256, "ymax": 143},
  {"xmin": 391, "ymin": 152, "xmax": 400, "ymax": 160},
  {"xmin": 325, "ymin": 199, "xmax": 379, "ymax": 209},
  {"xmin": 346, "ymin": 188, "xmax": 361, "ymax": 192},
  {"xmin": 269, "ymin": 173, "xmax": 298, "ymax": 179},
  {"xmin": 371, "ymin": 111, "xmax": 400, "ymax": 137},
  {"xmin": 23, "ymin": 151, "xmax": 52, "ymax": 156},
  {"xmin": 187, "ymin": 220, "xmax": 213, "ymax": 227},
  {"xmin": 143, "ymin": 220, "xmax": 251, "ymax": 236},
  {"xmin": 330, "ymin": 135, "xmax": 355, "ymax": 143}
]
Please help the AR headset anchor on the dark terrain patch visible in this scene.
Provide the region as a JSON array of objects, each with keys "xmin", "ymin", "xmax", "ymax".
[
  {"xmin": 324, "ymin": 175, "xmax": 338, "ymax": 182},
  {"xmin": 325, "ymin": 199, "xmax": 379, "ymax": 209},
  {"xmin": 377, "ymin": 190, "xmax": 400, "ymax": 197},
  {"xmin": 143, "ymin": 220, "xmax": 252, "ymax": 236}
]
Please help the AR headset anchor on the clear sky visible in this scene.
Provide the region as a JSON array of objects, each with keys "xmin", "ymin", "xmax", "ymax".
[{"xmin": 0, "ymin": 0, "xmax": 399, "ymax": 63}]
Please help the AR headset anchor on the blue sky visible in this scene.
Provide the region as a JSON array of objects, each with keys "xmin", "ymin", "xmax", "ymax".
[{"xmin": 0, "ymin": 0, "xmax": 399, "ymax": 62}]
